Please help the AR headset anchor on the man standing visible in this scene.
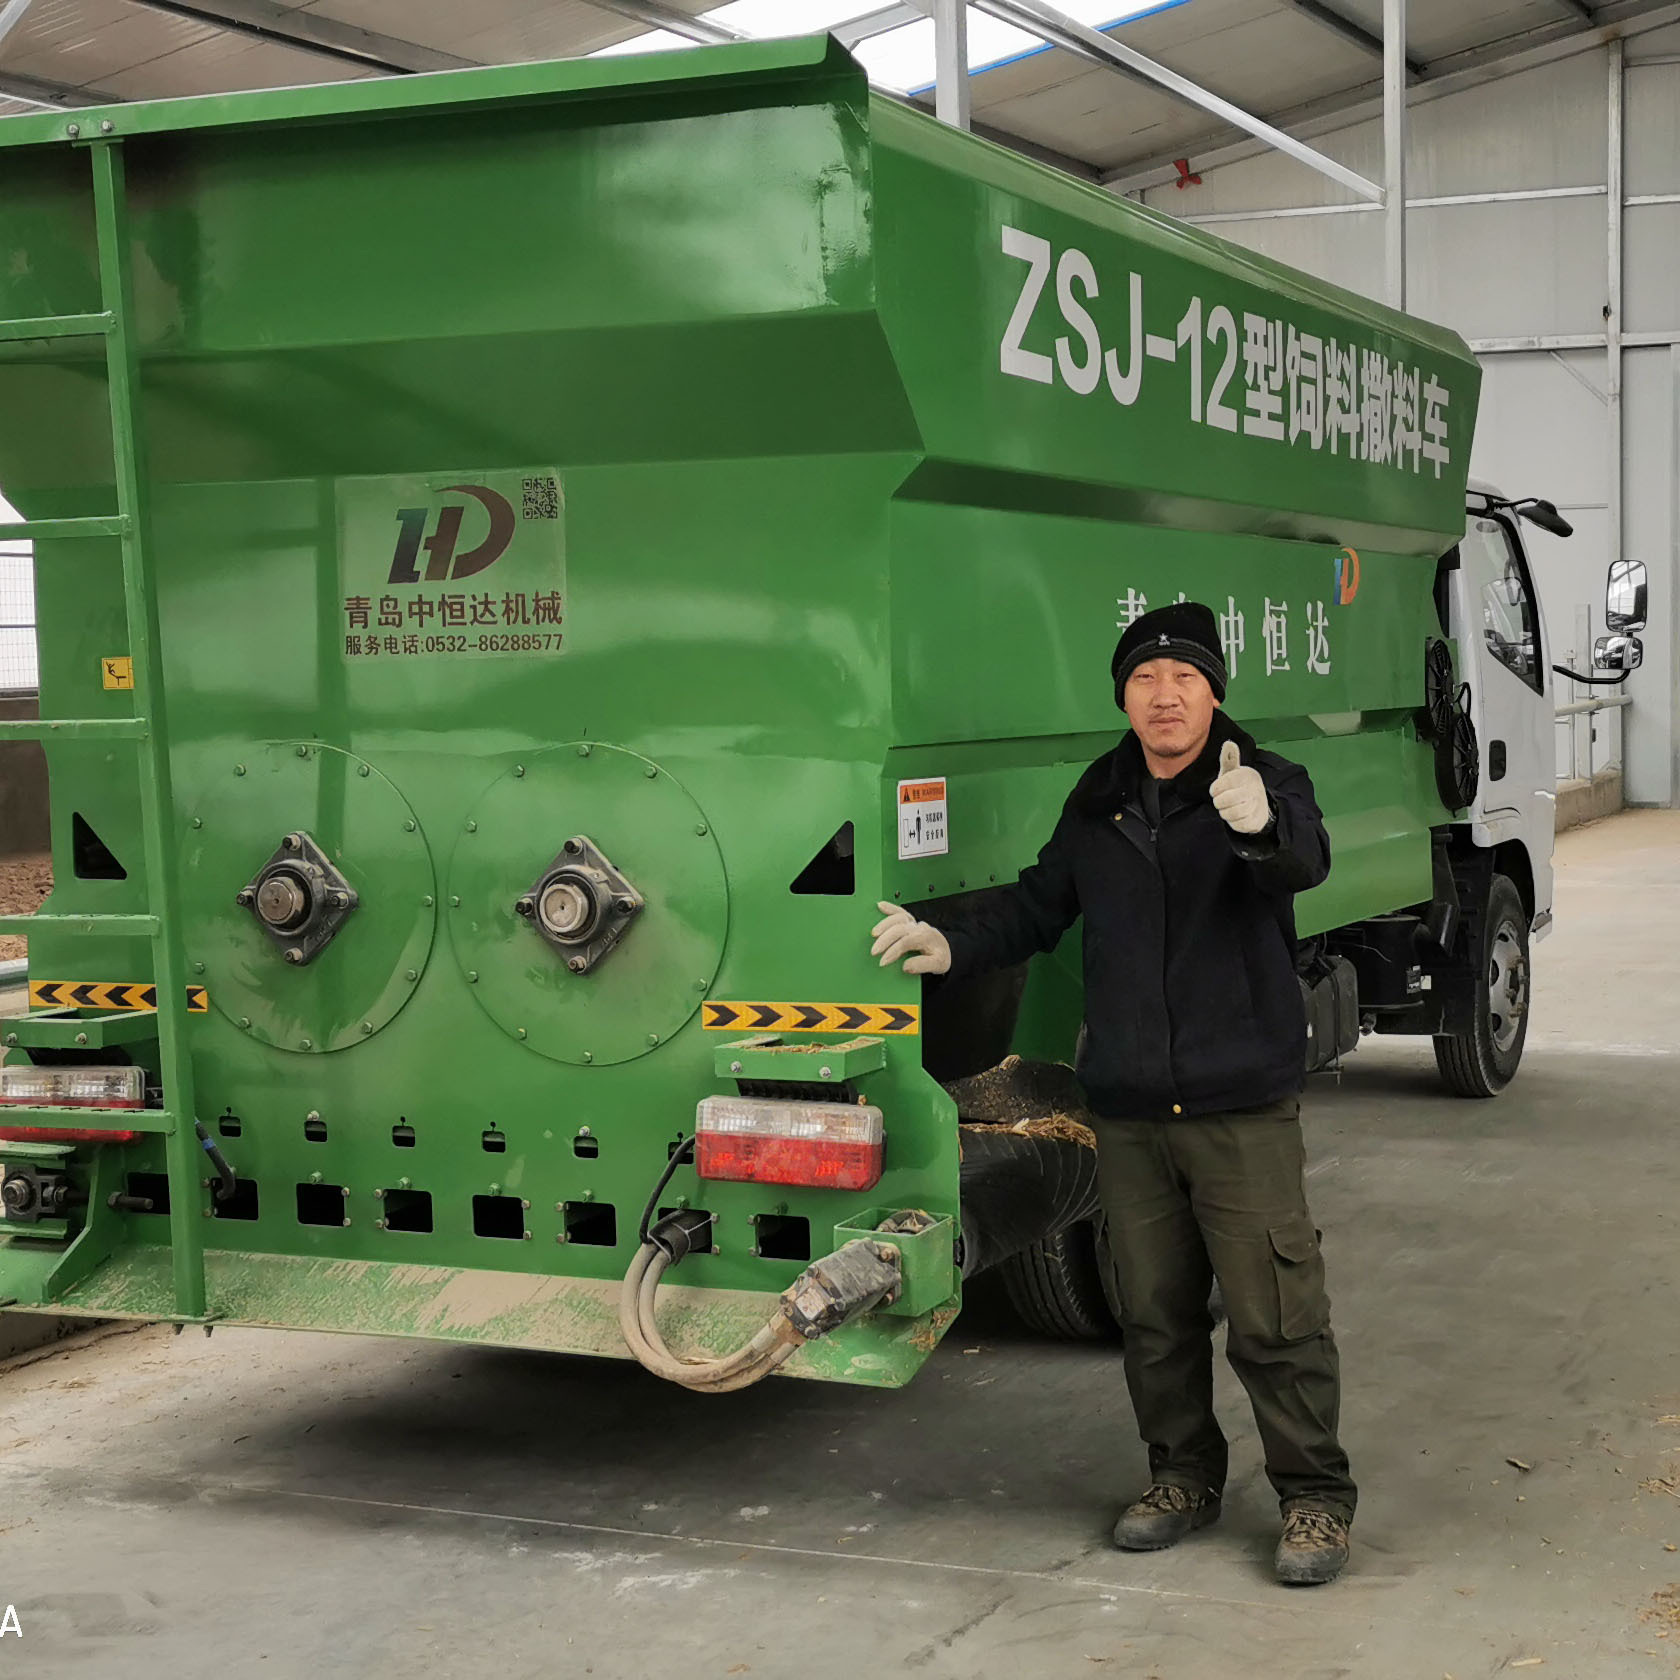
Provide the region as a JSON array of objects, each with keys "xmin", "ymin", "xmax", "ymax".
[{"xmin": 870, "ymin": 601, "xmax": 1356, "ymax": 1586}]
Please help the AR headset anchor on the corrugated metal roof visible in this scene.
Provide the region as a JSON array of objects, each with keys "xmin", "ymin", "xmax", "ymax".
[{"xmin": 0, "ymin": 0, "xmax": 1668, "ymax": 180}]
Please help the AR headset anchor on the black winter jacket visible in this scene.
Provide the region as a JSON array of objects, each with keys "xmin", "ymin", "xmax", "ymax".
[{"xmin": 940, "ymin": 711, "xmax": 1331, "ymax": 1120}]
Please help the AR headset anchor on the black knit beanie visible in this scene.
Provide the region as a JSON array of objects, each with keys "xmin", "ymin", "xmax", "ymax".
[{"xmin": 1111, "ymin": 600, "xmax": 1228, "ymax": 704}]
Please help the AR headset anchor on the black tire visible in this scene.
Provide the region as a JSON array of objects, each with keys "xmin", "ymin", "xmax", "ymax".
[
  {"xmin": 1434, "ymin": 871, "xmax": 1531, "ymax": 1098},
  {"xmin": 998, "ymin": 1219, "xmax": 1121, "ymax": 1341}
]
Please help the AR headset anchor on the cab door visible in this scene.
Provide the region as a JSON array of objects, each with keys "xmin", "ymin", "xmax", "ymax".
[{"xmin": 1447, "ymin": 509, "xmax": 1556, "ymax": 930}]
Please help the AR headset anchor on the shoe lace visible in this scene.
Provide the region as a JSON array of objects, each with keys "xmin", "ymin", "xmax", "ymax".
[
  {"xmin": 1283, "ymin": 1508, "xmax": 1345, "ymax": 1545},
  {"xmin": 1138, "ymin": 1483, "xmax": 1201, "ymax": 1515}
]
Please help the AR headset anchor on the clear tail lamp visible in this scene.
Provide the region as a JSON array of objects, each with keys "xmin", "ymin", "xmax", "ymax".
[{"xmin": 0, "ymin": 1064, "xmax": 145, "ymax": 1144}]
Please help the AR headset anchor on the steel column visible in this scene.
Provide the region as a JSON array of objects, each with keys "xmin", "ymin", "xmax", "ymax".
[
  {"xmin": 1608, "ymin": 38, "xmax": 1625, "ymax": 580},
  {"xmin": 1384, "ymin": 0, "xmax": 1407, "ymax": 308},
  {"xmin": 932, "ymin": 0, "xmax": 971, "ymax": 131}
]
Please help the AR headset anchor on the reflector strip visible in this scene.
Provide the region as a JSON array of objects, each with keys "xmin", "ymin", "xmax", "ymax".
[
  {"xmin": 701, "ymin": 1001, "xmax": 918, "ymax": 1035},
  {"xmin": 28, "ymin": 980, "xmax": 208, "ymax": 1013}
]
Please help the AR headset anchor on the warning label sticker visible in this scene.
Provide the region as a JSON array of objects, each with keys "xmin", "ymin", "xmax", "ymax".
[{"xmin": 897, "ymin": 779, "xmax": 949, "ymax": 861}]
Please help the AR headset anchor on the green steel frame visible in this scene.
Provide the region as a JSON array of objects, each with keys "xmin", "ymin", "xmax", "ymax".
[{"xmin": 0, "ymin": 141, "xmax": 207, "ymax": 1318}]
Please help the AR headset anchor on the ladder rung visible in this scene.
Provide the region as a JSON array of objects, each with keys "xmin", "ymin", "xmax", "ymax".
[
  {"xmin": 0, "ymin": 1106, "xmax": 173, "ymax": 1136},
  {"xmin": 0, "ymin": 312, "xmax": 113, "ymax": 343},
  {"xmin": 0, "ymin": 516, "xmax": 129, "ymax": 542},
  {"xmin": 0, "ymin": 913, "xmax": 158, "ymax": 936},
  {"xmin": 0, "ymin": 718, "xmax": 147, "ymax": 742}
]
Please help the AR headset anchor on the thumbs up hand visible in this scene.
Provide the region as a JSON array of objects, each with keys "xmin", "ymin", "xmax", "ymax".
[{"xmin": 1210, "ymin": 740, "xmax": 1272, "ymax": 835}]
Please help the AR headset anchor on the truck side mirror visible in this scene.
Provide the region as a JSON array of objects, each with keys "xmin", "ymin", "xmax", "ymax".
[
  {"xmin": 1517, "ymin": 498, "xmax": 1574, "ymax": 539},
  {"xmin": 1606, "ymin": 559, "xmax": 1648, "ymax": 632},
  {"xmin": 1593, "ymin": 633, "xmax": 1643, "ymax": 674}
]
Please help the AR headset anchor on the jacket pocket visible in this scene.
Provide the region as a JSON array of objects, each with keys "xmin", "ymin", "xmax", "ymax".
[{"xmin": 1267, "ymin": 1216, "xmax": 1330, "ymax": 1341}]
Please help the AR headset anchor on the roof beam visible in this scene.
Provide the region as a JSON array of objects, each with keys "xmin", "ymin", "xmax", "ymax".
[
  {"xmin": 1553, "ymin": 0, "xmax": 1599, "ymax": 20},
  {"xmin": 1105, "ymin": 0, "xmax": 1680, "ymax": 195},
  {"xmin": 127, "ymin": 1, "xmax": 474, "ymax": 74},
  {"xmin": 834, "ymin": 4, "xmax": 927, "ymax": 48},
  {"xmin": 970, "ymin": 0, "xmax": 1384, "ymax": 200},
  {"xmin": 585, "ymin": 2, "xmax": 747, "ymax": 46},
  {"xmin": 1280, "ymin": 0, "xmax": 1427, "ymax": 81},
  {"xmin": 0, "ymin": 67, "xmax": 120, "ymax": 107}
]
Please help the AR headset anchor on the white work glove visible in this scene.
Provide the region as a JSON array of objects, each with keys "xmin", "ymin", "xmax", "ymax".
[
  {"xmin": 1210, "ymin": 740, "xmax": 1273, "ymax": 836},
  {"xmin": 870, "ymin": 901, "xmax": 952, "ymax": 976}
]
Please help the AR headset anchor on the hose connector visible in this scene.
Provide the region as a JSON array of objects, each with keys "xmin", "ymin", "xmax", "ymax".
[{"xmin": 777, "ymin": 1239, "xmax": 902, "ymax": 1343}]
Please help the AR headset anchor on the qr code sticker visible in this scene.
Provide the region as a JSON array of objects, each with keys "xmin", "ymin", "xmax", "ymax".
[{"xmin": 522, "ymin": 475, "xmax": 560, "ymax": 520}]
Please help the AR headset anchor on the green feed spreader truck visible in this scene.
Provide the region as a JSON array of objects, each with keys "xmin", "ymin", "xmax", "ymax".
[{"xmin": 0, "ymin": 35, "xmax": 1621, "ymax": 1387}]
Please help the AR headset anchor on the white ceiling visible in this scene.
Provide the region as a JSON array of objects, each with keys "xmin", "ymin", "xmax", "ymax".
[{"xmin": 0, "ymin": 0, "xmax": 1665, "ymax": 183}]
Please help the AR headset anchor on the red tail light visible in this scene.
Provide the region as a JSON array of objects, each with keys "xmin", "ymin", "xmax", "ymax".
[{"xmin": 694, "ymin": 1095, "xmax": 884, "ymax": 1192}]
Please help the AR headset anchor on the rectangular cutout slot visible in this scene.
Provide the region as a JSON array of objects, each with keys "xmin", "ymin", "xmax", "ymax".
[
  {"xmin": 472, "ymin": 1194, "xmax": 526, "ymax": 1241},
  {"xmin": 296, "ymin": 1183, "xmax": 347, "ymax": 1227},
  {"xmin": 572, "ymin": 1132, "xmax": 598, "ymax": 1159},
  {"xmin": 304, "ymin": 1117, "xmax": 327, "ymax": 1142},
  {"xmin": 481, "ymin": 1129, "xmax": 506, "ymax": 1153},
  {"xmin": 123, "ymin": 1171, "xmax": 170, "ymax": 1215},
  {"xmin": 381, "ymin": 1188, "xmax": 432, "ymax": 1234},
  {"xmin": 562, "ymin": 1201, "xmax": 617, "ymax": 1247},
  {"xmin": 753, "ymin": 1213, "xmax": 811, "ymax": 1262},
  {"xmin": 217, "ymin": 1113, "xmax": 242, "ymax": 1138},
  {"xmin": 211, "ymin": 1178, "xmax": 260, "ymax": 1221},
  {"xmin": 391, "ymin": 1123, "xmax": 416, "ymax": 1148}
]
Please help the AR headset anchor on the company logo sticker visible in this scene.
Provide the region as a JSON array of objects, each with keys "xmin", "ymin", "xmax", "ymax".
[{"xmin": 1334, "ymin": 546, "xmax": 1361, "ymax": 605}]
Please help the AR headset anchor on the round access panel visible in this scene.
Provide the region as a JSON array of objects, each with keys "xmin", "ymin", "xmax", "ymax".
[
  {"xmin": 177, "ymin": 743, "xmax": 437, "ymax": 1053},
  {"xmin": 449, "ymin": 745, "xmax": 728, "ymax": 1066}
]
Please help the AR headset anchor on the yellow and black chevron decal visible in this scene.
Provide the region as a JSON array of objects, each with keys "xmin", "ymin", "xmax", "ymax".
[
  {"xmin": 29, "ymin": 980, "xmax": 209, "ymax": 1014},
  {"xmin": 701, "ymin": 1001, "xmax": 919, "ymax": 1036}
]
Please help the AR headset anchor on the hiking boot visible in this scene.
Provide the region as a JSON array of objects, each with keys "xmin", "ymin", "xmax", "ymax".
[
  {"xmin": 1275, "ymin": 1506, "xmax": 1350, "ymax": 1585},
  {"xmin": 1113, "ymin": 1483, "xmax": 1222, "ymax": 1551}
]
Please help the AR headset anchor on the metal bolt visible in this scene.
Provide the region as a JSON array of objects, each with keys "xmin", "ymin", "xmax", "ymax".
[
  {"xmin": 3, "ymin": 1034, "xmax": 15, "ymax": 1049},
  {"xmin": 331, "ymin": 891, "xmax": 350, "ymax": 908},
  {"xmin": 644, "ymin": 765, "xmax": 657, "ymax": 779},
  {"xmin": 423, "ymin": 895, "xmax": 434, "ymax": 907},
  {"xmin": 582, "ymin": 1050, "xmax": 593, "ymax": 1064},
  {"xmin": 361, "ymin": 1021, "xmax": 373, "ymax": 1036},
  {"xmin": 523, "ymin": 1230, "xmax": 532, "ymax": 1241},
  {"xmin": 577, "ymin": 744, "xmax": 591, "ymax": 758},
  {"xmin": 284, "ymin": 947, "xmax": 304, "ymax": 965},
  {"xmin": 75, "ymin": 1031, "xmax": 88, "ymax": 1046},
  {"xmin": 819, "ymin": 1066, "xmax": 832, "ymax": 1080},
  {"xmin": 309, "ymin": 1172, "xmax": 322, "ymax": 1185},
  {"xmin": 517, "ymin": 1027, "xmax": 528, "ymax": 1039},
  {"xmin": 729, "ymin": 1061, "xmax": 744, "ymax": 1074},
  {"xmin": 404, "ymin": 819, "xmax": 416, "ymax": 832},
  {"xmin": 514, "ymin": 897, "xmax": 535, "ymax": 918},
  {"xmin": 467, "ymin": 971, "xmax": 478, "ymax": 984},
  {"xmin": 450, "ymin": 896, "xmax": 461, "ymax": 908},
  {"xmin": 563, "ymin": 838, "xmax": 582, "ymax": 855},
  {"xmin": 342, "ymin": 1218, "xmax": 352, "ymax": 1228},
  {"xmin": 466, "ymin": 820, "xmax": 477, "ymax": 833},
  {"xmin": 296, "ymin": 746, "xmax": 310, "ymax": 758},
  {"xmin": 191, "ymin": 816, "xmax": 203, "ymax": 829},
  {"xmin": 66, "ymin": 123, "xmax": 80, "ymax": 137},
  {"xmin": 647, "ymin": 1032, "xmax": 660, "ymax": 1047},
  {"xmin": 192, "ymin": 962, "xmax": 205, "ymax": 975},
  {"xmin": 374, "ymin": 1188, "xmax": 386, "ymax": 1198},
  {"xmin": 235, "ymin": 889, "xmax": 254, "ymax": 908},
  {"xmin": 283, "ymin": 833, "xmax": 300, "ymax": 850},
  {"xmin": 398, "ymin": 1177, "xmax": 411, "ymax": 1191},
  {"xmin": 579, "ymin": 1126, "xmax": 592, "ymax": 1137},
  {"xmin": 307, "ymin": 1110, "xmax": 320, "ymax": 1123},
  {"xmin": 234, "ymin": 764, "xmax": 246, "ymax": 776},
  {"xmin": 300, "ymin": 1038, "xmax": 312, "ymax": 1051},
  {"xmin": 555, "ymin": 1233, "xmax": 566, "ymax": 1244},
  {"xmin": 695, "ymin": 823, "xmax": 708, "ymax": 836},
  {"xmin": 375, "ymin": 1218, "xmax": 387, "ymax": 1230},
  {"xmin": 581, "ymin": 1189, "xmax": 595, "ymax": 1202},
  {"xmin": 567, "ymin": 957, "xmax": 586, "ymax": 974},
  {"xmin": 514, "ymin": 764, "xmax": 526, "ymax": 778},
  {"xmin": 614, "ymin": 896, "xmax": 636, "ymax": 915},
  {"xmin": 238, "ymin": 1017, "xmax": 251, "ymax": 1030},
  {"xmin": 695, "ymin": 979, "xmax": 709, "ymax": 992},
  {"xmin": 99, "ymin": 120, "xmax": 112, "ymax": 134},
  {"xmin": 357, "ymin": 763, "xmax": 370, "ymax": 777},
  {"xmin": 405, "ymin": 968, "xmax": 418, "ymax": 982},
  {"xmin": 488, "ymin": 1183, "xmax": 501, "ymax": 1196},
  {"xmin": 522, "ymin": 1199, "xmax": 531, "ymax": 1210}
]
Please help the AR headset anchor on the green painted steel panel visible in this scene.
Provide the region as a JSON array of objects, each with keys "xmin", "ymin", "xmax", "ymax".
[{"xmin": 0, "ymin": 37, "xmax": 1478, "ymax": 1385}]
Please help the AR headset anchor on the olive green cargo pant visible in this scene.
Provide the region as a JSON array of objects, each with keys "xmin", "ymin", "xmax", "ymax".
[{"xmin": 1093, "ymin": 1100, "xmax": 1357, "ymax": 1523}]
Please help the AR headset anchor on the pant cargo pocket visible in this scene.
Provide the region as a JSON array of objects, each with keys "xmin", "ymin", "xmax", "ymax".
[{"xmin": 1267, "ymin": 1216, "xmax": 1330, "ymax": 1341}]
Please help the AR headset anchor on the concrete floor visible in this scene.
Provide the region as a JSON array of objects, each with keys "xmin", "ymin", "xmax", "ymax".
[{"xmin": 3, "ymin": 812, "xmax": 1680, "ymax": 1678}]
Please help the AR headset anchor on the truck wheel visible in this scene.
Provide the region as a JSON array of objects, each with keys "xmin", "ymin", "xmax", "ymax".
[
  {"xmin": 998, "ymin": 1219, "xmax": 1120, "ymax": 1341},
  {"xmin": 1433, "ymin": 872, "xmax": 1530, "ymax": 1098}
]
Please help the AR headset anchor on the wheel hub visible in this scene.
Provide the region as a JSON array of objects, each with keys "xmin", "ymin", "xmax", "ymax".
[{"xmin": 1487, "ymin": 919, "xmax": 1528, "ymax": 1054}]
